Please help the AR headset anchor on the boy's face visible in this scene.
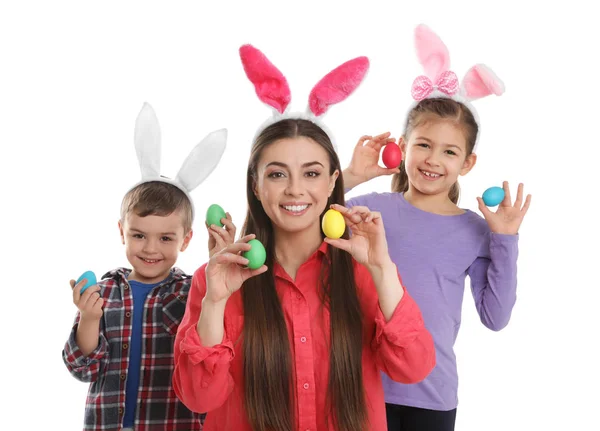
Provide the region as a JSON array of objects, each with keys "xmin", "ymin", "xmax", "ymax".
[{"xmin": 118, "ymin": 210, "xmax": 193, "ymax": 284}]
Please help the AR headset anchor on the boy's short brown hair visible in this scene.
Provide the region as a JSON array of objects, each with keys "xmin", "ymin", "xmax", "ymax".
[{"xmin": 120, "ymin": 181, "xmax": 193, "ymax": 233}]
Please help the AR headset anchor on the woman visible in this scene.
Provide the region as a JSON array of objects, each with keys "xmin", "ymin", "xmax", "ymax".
[{"xmin": 172, "ymin": 118, "xmax": 435, "ymax": 431}]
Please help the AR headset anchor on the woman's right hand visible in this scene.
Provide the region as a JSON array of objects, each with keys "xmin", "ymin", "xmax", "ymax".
[{"xmin": 204, "ymin": 234, "xmax": 268, "ymax": 304}]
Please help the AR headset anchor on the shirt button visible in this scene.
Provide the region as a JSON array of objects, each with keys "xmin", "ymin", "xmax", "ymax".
[
  {"xmin": 118, "ymin": 407, "xmax": 123, "ymax": 414},
  {"xmin": 303, "ymin": 383, "xmax": 309, "ymax": 390},
  {"xmin": 300, "ymin": 337, "xmax": 307, "ymax": 343},
  {"xmin": 178, "ymin": 295, "xmax": 185, "ymax": 301},
  {"xmin": 120, "ymin": 374, "xmax": 126, "ymax": 380},
  {"xmin": 124, "ymin": 285, "xmax": 129, "ymax": 290},
  {"xmin": 123, "ymin": 344, "xmax": 128, "ymax": 349},
  {"xmin": 125, "ymin": 312, "xmax": 131, "ymax": 318}
]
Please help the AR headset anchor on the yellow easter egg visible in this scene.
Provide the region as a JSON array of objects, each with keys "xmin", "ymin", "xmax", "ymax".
[{"xmin": 322, "ymin": 209, "xmax": 346, "ymax": 239}]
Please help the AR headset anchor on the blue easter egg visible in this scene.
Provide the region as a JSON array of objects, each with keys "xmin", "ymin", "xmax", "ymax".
[
  {"xmin": 76, "ymin": 270, "xmax": 97, "ymax": 294},
  {"xmin": 482, "ymin": 186, "xmax": 505, "ymax": 207}
]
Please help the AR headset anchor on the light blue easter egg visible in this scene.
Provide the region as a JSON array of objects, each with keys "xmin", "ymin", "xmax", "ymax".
[
  {"xmin": 482, "ymin": 186, "xmax": 505, "ymax": 207},
  {"xmin": 76, "ymin": 270, "xmax": 97, "ymax": 294}
]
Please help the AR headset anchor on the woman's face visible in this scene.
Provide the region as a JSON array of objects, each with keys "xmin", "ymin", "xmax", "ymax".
[{"xmin": 254, "ymin": 136, "xmax": 339, "ymax": 236}]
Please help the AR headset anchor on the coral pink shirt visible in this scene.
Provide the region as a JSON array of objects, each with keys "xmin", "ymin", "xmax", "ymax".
[{"xmin": 173, "ymin": 242, "xmax": 435, "ymax": 430}]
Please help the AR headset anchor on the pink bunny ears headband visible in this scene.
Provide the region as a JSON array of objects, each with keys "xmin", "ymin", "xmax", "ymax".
[
  {"xmin": 129, "ymin": 102, "xmax": 227, "ymax": 220},
  {"xmin": 409, "ymin": 24, "xmax": 505, "ymax": 151},
  {"xmin": 239, "ymin": 44, "xmax": 370, "ymax": 149}
]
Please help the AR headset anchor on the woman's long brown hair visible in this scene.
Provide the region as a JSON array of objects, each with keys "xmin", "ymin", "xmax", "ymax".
[{"xmin": 240, "ymin": 119, "xmax": 368, "ymax": 431}]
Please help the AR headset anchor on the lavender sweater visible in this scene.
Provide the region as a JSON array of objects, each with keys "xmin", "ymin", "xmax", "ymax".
[{"xmin": 346, "ymin": 192, "xmax": 519, "ymax": 411}]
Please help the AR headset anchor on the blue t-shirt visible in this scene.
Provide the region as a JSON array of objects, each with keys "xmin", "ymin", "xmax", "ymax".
[{"xmin": 122, "ymin": 277, "xmax": 168, "ymax": 427}]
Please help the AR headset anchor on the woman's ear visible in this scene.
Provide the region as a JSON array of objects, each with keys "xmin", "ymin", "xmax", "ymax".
[
  {"xmin": 252, "ymin": 178, "xmax": 260, "ymax": 201},
  {"xmin": 329, "ymin": 169, "xmax": 340, "ymax": 197}
]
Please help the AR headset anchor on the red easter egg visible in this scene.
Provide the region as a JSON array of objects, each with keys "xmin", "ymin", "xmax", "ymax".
[{"xmin": 382, "ymin": 143, "xmax": 402, "ymax": 168}]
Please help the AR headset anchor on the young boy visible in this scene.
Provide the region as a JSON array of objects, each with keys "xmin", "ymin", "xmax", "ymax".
[{"xmin": 62, "ymin": 103, "xmax": 229, "ymax": 431}]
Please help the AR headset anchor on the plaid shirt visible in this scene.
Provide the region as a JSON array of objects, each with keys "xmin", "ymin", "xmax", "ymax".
[{"xmin": 62, "ymin": 267, "xmax": 205, "ymax": 431}]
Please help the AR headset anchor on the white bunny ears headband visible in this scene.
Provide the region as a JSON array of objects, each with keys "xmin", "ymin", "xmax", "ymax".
[
  {"xmin": 238, "ymin": 44, "xmax": 370, "ymax": 150},
  {"xmin": 409, "ymin": 24, "xmax": 505, "ymax": 151},
  {"xmin": 130, "ymin": 102, "xmax": 227, "ymax": 220}
]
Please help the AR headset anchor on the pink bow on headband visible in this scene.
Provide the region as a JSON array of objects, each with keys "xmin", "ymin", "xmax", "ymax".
[{"xmin": 411, "ymin": 70, "xmax": 459, "ymax": 101}]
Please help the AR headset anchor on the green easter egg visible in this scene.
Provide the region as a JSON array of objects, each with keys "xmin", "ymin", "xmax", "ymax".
[
  {"xmin": 243, "ymin": 239, "xmax": 266, "ymax": 270},
  {"xmin": 206, "ymin": 204, "xmax": 226, "ymax": 227}
]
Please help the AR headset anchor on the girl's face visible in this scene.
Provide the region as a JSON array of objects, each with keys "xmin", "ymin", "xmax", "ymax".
[
  {"xmin": 254, "ymin": 136, "xmax": 338, "ymax": 236},
  {"xmin": 400, "ymin": 120, "xmax": 476, "ymax": 198}
]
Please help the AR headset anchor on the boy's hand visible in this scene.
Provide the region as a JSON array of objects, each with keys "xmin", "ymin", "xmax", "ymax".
[
  {"xmin": 207, "ymin": 212, "xmax": 237, "ymax": 258},
  {"xmin": 71, "ymin": 279, "xmax": 104, "ymax": 321}
]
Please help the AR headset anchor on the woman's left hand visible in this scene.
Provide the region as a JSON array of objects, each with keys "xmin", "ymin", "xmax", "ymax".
[{"xmin": 324, "ymin": 203, "xmax": 393, "ymax": 269}]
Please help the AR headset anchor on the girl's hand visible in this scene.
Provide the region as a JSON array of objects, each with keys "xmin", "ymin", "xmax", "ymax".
[
  {"xmin": 477, "ymin": 182, "xmax": 531, "ymax": 235},
  {"xmin": 343, "ymin": 133, "xmax": 400, "ymax": 189}
]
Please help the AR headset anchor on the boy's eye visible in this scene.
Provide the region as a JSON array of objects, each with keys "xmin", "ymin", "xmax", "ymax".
[
  {"xmin": 445, "ymin": 150, "xmax": 457, "ymax": 156},
  {"xmin": 161, "ymin": 236, "xmax": 173, "ymax": 241},
  {"xmin": 417, "ymin": 143, "xmax": 429, "ymax": 148},
  {"xmin": 133, "ymin": 233, "xmax": 144, "ymax": 239}
]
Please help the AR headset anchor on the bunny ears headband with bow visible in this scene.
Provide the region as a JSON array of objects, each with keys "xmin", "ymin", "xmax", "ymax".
[
  {"xmin": 130, "ymin": 102, "xmax": 227, "ymax": 220},
  {"xmin": 409, "ymin": 24, "xmax": 505, "ymax": 151},
  {"xmin": 239, "ymin": 44, "xmax": 370, "ymax": 149}
]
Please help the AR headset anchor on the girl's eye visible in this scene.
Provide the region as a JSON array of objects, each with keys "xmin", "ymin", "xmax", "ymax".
[
  {"xmin": 305, "ymin": 171, "xmax": 320, "ymax": 178},
  {"xmin": 161, "ymin": 237, "xmax": 173, "ymax": 242},
  {"xmin": 417, "ymin": 143, "xmax": 429, "ymax": 148},
  {"xmin": 133, "ymin": 233, "xmax": 144, "ymax": 239},
  {"xmin": 267, "ymin": 172, "xmax": 285, "ymax": 179}
]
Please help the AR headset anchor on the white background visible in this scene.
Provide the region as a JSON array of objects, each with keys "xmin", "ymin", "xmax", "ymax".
[{"xmin": 1, "ymin": 1, "xmax": 598, "ymax": 429}]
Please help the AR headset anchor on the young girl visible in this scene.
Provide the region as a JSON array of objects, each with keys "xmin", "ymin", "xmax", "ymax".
[
  {"xmin": 342, "ymin": 25, "xmax": 531, "ymax": 431},
  {"xmin": 172, "ymin": 45, "xmax": 435, "ymax": 431}
]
